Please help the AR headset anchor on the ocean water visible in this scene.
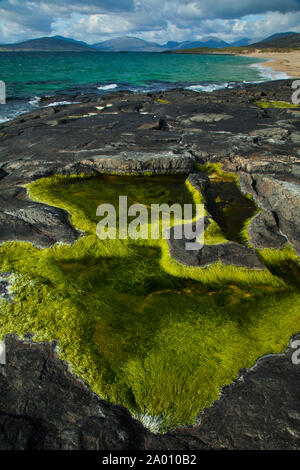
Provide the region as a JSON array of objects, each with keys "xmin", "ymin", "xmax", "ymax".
[{"xmin": 0, "ymin": 51, "xmax": 289, "ymax": 123}]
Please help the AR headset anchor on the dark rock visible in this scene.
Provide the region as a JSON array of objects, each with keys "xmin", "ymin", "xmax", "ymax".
[
  {"xmin": 1, "ymin": 334, "xmax": 299, "ymax": 450},
  {"xmin": 80, "ymin": 150, "xmax": 196, "ymax": 174},
  {"xmin": 176, "ymin": 172, "xmax": 265, "ymax": 269},
  {"xmin": 0, "ymin": 273, "xmax": 13, "ymax": 302},
  {"xmin": 291, "ymin": 132, "xmax": 300, "ymax": 144},
  {"xmin": 187, "ymin": 172, "xmax": 210, "ymax": 193},
  {"xmin": 0, "ymin": 335, "xmax": 211, "ymax": 450},
  {"xmin": 250, "ymin": 127, "xmax": 290, "ymax": 142},
  {"xmin": 180, "ymin": 335, "xmax": 300, "ymax": 450},
  {"xmin": 0, "ymin": 187, "xmax": 80, "ymax": 247},
  {"xmin": 247, "ymin": 210, "xmax": 287, "ymax": 249},
  {"xmin": 168, "ymin": 235, "xmax": 265, "ymax": 269},
  {"xmin": 239, "ymin": 173, "xmax": 300, "ymax": 254}
]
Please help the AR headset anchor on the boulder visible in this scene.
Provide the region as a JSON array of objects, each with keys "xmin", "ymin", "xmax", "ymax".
[{"xmin": 247, "ymin": 210, "xmax": 287, "ymax": 249}]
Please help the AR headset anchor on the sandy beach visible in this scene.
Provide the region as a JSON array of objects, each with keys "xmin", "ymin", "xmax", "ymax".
[{"xmin": 239, "ymin": 50, "xmax": 300, "ymax": 78}]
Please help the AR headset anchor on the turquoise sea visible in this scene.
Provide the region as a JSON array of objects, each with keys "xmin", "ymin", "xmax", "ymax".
[{"xmin": 0, "ymin": 51, "xmax": 289, "ymax": 123}]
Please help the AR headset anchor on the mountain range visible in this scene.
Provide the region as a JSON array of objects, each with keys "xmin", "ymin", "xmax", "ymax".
[
  {"xmin": 0, "ymin": 32, "xmax": 298, "ymax": 52},
  {"xmin": 0, "ymin": 36, "xmax": 94, "ymax": 52},
  {"xmin": 87, "ymin": 35, "xmax": 251, "ymax": 51},
  {"xmin": 0, "ymin": 35, "xmax": 249, "ymax": 52},
  {"xmin": 250, "ymin": 32, "xmax": 300, "ymax": 49}
]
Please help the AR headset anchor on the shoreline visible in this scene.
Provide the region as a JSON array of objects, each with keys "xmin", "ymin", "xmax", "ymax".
[
  {"xmin": 238, "ymin": 50, "xmax": 300, "ymax": 78},
  {"xmin": 0, "ymin": 53, "xmax": 296, "ymax": 125},
  {"xmin": 170, "ymin": 48, "xmax": 300, "ymax": 79}
]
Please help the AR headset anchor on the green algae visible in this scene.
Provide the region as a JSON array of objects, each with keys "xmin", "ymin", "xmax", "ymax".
[
  {"xmin": 204, "ymin": 180, "xmax": 257, "ymax": 244},
  {"xmin": 0, "ymin": 173, "xmax": 299, "ymax": 432},
  {"xmin": 193, "ymin": 162, "xmax": 260, "ymax": 245},
  {"xmin": 255, "ymin": 99, "xmax": 300, "ymax": 109},
  {"xmin": 195, "ymin": 163, "xmax": 240, "ymax": 185}
]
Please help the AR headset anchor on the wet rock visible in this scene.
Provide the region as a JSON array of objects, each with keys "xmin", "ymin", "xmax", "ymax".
[{"xmin": 247, "ymin": 211, "xmax": 287, "ymax": 249}]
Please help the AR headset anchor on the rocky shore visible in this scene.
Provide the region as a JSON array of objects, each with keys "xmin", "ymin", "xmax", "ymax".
[
  {"xmin": 0, "ymin": 79, "xmax": 299, "ymax": 253},
  {"xmin": 0, "ymin": 79, "xmax": 300, "ymax": 449}
]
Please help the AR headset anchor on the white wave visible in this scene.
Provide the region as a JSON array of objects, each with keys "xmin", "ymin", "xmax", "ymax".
[
  {"xmin": 97, "ymin": 83, "xmax": 118, "ymax": 91},
  {"xmin": 249, "ymin": 62, "xmax": 290, "ymax": 81},
  {"xmin": 130, "ymin": 87, "xmax": 150, "ymax": 94},
  {"xmin": 28, "ymin": 96, "xmax": 40, "ymax": 107},
  {"xmin": 0, "ymin": 110, "xmax": 26, "ymax": 123},
  {"xmin": 0, "ymin": 117, "xmax": 10, "ymax": 124},
  {"xmin": 43, "ymin": 100, "xmax": 79, "ymax": 107},
  {"xmin": 0, "ymin": 110, "xmax": 24, "ymax": 124},
  {"xmin": 185, "ymin": 82, "xmax": 230, "ymax": 93}
]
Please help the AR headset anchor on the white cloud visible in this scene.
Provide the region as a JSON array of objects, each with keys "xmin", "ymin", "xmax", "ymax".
[{"xmin": 1, "ymin": 0, "xmax": 300, "ymax": 44}]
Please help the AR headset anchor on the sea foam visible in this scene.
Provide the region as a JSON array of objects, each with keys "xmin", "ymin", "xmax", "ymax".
[
  {"xmin": 97, "ymin": 84, "xmax": 118, "ymax": 91},
  {"xmin": 185, "ymin": 82, "xmax": 231, "ymax": 93},
  {"xmin": 249, "ymin": 62, "xmax": 290, "ymax": 81}
]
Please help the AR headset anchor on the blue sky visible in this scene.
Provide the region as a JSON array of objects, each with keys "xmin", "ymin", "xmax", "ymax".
[{"xmin": 1, "ymin": 0, "xmax": 300, "ymax": 44}]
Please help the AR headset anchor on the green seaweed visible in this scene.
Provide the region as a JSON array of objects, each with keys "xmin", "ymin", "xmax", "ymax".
[
  {"xmin": 0, "ymin": 173, "xmax": 299, "ymax": 432},
  {"xmin": 204, "ymin": 180, "xmax": 257, "ymax": 244},
  {"xmin": 255, "ymin": 99, "xmax": 300, "ymax": 109},
  {"xmin": 193, "ymin": 162, "xmax": 260, "ymax": 245}
]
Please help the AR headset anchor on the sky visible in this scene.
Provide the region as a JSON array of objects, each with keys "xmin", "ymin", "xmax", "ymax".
[{"xmin": 1, "ymin": 0, "xmax": 300, "ymax": 45}]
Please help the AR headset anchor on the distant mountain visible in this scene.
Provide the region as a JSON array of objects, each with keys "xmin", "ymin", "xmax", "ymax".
[
  {"xmin": 231, "ymin": 38, "xmax": 251, "ymax": 47},
  {"xmin": 0, "ymin": 37, "xmax": 96, "ymax": 51},
  {"xmin": 52, "ymin": 35, "xmax": 92, "ymax": 48},
  {"xmin": 251, "ymin": 32, "xmax": 300, "ymax": 48},
  {"xmin": 176, "ymin": 37, "xmax": 230, "ymax": 49},
  {"xmin": 93, "ymin": 36, "xmax": 232, "ymax": 52},
  {"xmin": 93, "ymin": 37, "xmax": 164, "ymax": 52},
  {"xmin": 162, "ymin": 41, "xmax": 181, "ymax": 49},
  {"xmin": 259, "ymin": 32, "xmax": 297, "ymax": 43},
  {"xmin": 0, "ymin": 35, "xmax": 234, "ymax": 53},
  {"xmin": 3, "ymin": 32, "xmax": 299, "ymax": 54}
]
